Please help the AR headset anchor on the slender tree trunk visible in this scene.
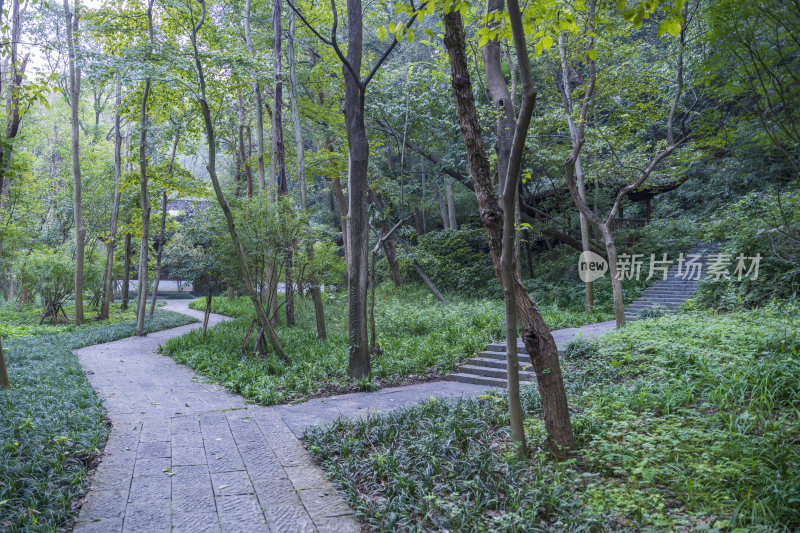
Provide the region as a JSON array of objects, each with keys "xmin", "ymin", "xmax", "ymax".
[
  {"xmin": 445, "ymin": 178, "xmax": 458, "ymax": 230},
  {"xmin": 64, "ymin": 0, "xmax": 85, "ymax": 326},
  {"xmin": 444, "ymin": 9, "xmax": 575, "ymax": 457},
  {"xmin": 289, "ymin": 10, "xmax": 325, "ymax": 337},
  {"xmin": 202, "ymin": 290, "xmax": 212, "ymax": 338},
  {"xmin": 237, "ymin": 90, "xmax": 254, "ymax": 197},
  {"xmin": 192, "ymin": 2, "xmax": 288, "ymax": 362},
  {"xmin": 412, "ymin": 259, "xmax": 447, "ymax": 303},
  {"xmin": 601, "ymin": 225, "xmax": 625, "ymax": 326},
  {"xmin": 557, "ymin": 33, "xmax": 593, "ymax": 311},
  {"xmin": 0, "ymin": 338, "xmax": 9, "ymax": 389},
  {"xmin": 381, "ymin": 219, "xmax": 402, "ymax": 287},
  {"xmin": 121, "ymin": 231, "xmax": 131, "ymax": 310},
  {"xmin": 435, "ymin": 185, "xmax": 449, "ymax": 229},
  {"xmin": 100, "ymin": 76, "xmax": 123, "ymax": 320},
  {"xmin": 244, "ymin": 0, "xmax": 266, "ymax": 190},
  {"xmin": 135, "ymin": 0, "xmax": 155, "ymax": 336},
  {"xmin": 149, "ymin": 133, "xmax": 180, "ymax": 317}
]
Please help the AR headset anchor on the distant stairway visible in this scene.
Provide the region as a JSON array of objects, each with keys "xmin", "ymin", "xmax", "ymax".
[
  {"xmin": 447, "ymin": 242, "xmax": 720, "ymax": 388},
  {"xmin": 623, "ymin": 241, "xmax": 720, "ymax": 322}
]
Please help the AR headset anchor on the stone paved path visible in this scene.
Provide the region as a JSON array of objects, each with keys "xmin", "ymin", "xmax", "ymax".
[
  {"xmin": 73, "ymin": 301, "xmax": 489, "ymax": 533},
  {"xmin": 73, "ymin": 301, "xmax": 360, "ymax": 533}
]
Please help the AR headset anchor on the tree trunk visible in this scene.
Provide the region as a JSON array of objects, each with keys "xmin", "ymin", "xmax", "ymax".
[
  {"xmin": 0, "ymin": 338, "xmax": 9, "ymax": 389},
  {"xmin": 191, "ymin": 3, "xmax": 288, "ymax": 362},
  {"xmin": 202, "ymin": 291, "xmax": 212, "ymax": 338},
  {"xmin": 443, "ymin": 9, "xmax": 575, "ymax": 457},
  {"xmin": 149, "ymin": 132, "xmax": 180, "ymax": 318},
  {"xmin": 601, "ymin": 225, "xmax": 625, "ymax": 327},
  {"xmin": 100, "ymin": 76, "xmax": 123, "ymax": 320},
  {"xmin": 381, "ymin": 219, "xmax": 402, "ymax": 287},
  {"xmin": 135, "ymin": 0, "xmax": 155, "ymax": 337},
  {"xmin": 244, "ymin": 0, "xmax": 266, "ymax": 191},
  {"xmin": 341, "ymin": 0, "xmax": 371, "ymax": 379},
  {"xmin": 445, "ymin": 178, "xmax": 458, "ymax": 230},
  {"xmin": 412, "ymin": 259, "xmax": 447, "ymax": 304},
  {"xmin": 64, "ymin": 0, "xmax": 85, "ymax": 326},
  {"xmin": 237, "ymin": 90, "xmax": 254, "ymax": 197},
  {"xmin": 435, "ymin": 184, "xmax": 449, "ymax": 229},
  {"xmin": 121, "ymin": 231, "xmax": 131, "ymax": 310}
]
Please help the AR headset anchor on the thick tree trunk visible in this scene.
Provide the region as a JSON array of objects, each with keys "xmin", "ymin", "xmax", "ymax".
[
  {"xmin": 100, "ymin": 76, "xmax": 123, "ymax": 320},
  {"xmin": 0, "ymin": 339, "xmax": 9, "ymax": 389},
  {"xmin": 121, "ymin": 231, "xmax": 131, "ymax": 310},
  {"xmin": 444, "ymin": 9, "xmax": 575, "ymax": 457},
  {"xmin": 64, "ymin": 0, "xmax": 85, "ymax": 326},
  {"xmin": 342, "ymin": 0, "xmax": 371, "ymax": 379}
]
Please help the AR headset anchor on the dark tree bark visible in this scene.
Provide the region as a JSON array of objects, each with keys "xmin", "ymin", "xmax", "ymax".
[
  {"xmin": 443, "ymin": 9, "xmax": 575, "ymax": 457},
  {"xmin": 412, "ymin": 259, "xmax": 447, "ymax": 304},
  {"xmin": 0, "ymin": 338, "xmax": 9, "ymax": 389}
]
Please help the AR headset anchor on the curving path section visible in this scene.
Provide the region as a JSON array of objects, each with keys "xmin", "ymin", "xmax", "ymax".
[
  {"xmin": 73, "ymin": 301, "xmax": 490, "ymax": 533},
  {"xmin": 73, "ymin": 301, "xmax": 359, "ymax": 533}
]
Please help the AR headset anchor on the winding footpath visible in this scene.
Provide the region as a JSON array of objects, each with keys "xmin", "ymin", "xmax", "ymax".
[{"xmin": 73, "ymin": 301, "xmax": 490, "ymax": 532}]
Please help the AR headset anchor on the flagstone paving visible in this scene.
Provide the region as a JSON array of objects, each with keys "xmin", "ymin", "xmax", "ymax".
[
  {"xmin": 73, "ymin": 299, "xmax": 618, "ymax": 532},
  {"xmin": 72, "ymin": 300, "xmax": 490, "ymax": 533}
]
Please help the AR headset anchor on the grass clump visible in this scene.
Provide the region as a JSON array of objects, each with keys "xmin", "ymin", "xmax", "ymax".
[
  {"xmin": 306, "ymin": 303, "xmax": 800, "ymax": 531},
  {"xmin": 0, "ymin": 309, "xmax": 195, "ymax": 532},
  {"xmin": 164, "ymin": 284, "xmax": 606, "ymax": 405}
]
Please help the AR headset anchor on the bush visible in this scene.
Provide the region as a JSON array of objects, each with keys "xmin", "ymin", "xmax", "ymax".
[{"xmin": 399, "ymin": 227, "xmax": 497, "ymax": 297}]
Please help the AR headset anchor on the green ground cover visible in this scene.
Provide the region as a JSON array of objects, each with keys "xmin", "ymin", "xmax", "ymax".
[
  {"xmin": 306, "ymin": 303, "xmax": 800, "ymax": 532},
  {"xmin": 0, "ymin": 302, "xmax": 143, "ymax": 339},
  {"xmin": 163, "ymin": 284, "xmax": 615, "ymax": 405},
  {"xmin": 0, "ymin": 309, "xmax": 195, "ymax": 532}
]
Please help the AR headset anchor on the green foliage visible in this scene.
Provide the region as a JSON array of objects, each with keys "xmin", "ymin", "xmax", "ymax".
[
  {"xmin": 402, "ymin": 227, "xmax": 497, "ymax": 296},
  {"xmin": 163, "ymin": 285, "xmax": 605, "ymax": 405},
  {"xmin": 14, "ymin": 250, "xmax": 77, "ymax": 316},
  {"xmin": 698, "ymin": 187, "xmax": 800, "ymax": 308},
  {"xmin": 0, "ymin": 309, "xmax": 195, "ymax": 532},
  {"xmin": 307, "ymin": 304, "xmax": 800, "ymax": 531},
  {"xmin": 0, "ymin": 302, "xmax": 142, "ymax": 340}
]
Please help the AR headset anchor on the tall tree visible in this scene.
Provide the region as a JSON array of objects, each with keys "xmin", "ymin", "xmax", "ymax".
[
  {"xmin": 99, "ymin": 75, "xmax": 123, "ymax": 320},
  {"xmin": 442, "ymin": 5, "xmax": 575, "ymax": 456},
  {"xmin": 64, "ymin": 0, "xmax": 85, "ymax": 326},
  {"xmin": 135, "ymin": 0, "xmax": 155, "ymax": 336},
  {"xmin": 290, "ymin": 0, "xmax": 419, "ymax": 378}
]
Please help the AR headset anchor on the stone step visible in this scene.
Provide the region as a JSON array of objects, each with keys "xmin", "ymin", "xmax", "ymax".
[
  {"xmin": 455, "ymin": 364, "xmax": 536, "ymax": 381},
  {"xmin": 484, "ymin": 344, "xmax": 528, "ymax": 354},
  {"xmin": 446, "ymin": 373, "xmax": 515, "ymax": 388},
  {"xmin": 466, "ymin": 356, "xmax": 514, "ymax": 369}
]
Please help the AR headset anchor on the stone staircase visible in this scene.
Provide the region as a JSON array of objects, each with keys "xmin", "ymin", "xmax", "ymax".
[
  {"xmin": 447, "ymin": 242, "xmax": 719, "ymax": 388},
  {"xmin": 623, "ymin": 241, "xmax": 719, "ymax": 322}
]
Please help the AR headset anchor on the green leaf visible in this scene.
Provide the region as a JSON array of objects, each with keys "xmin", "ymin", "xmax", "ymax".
[
  {"xmin": 657, "ymin": 19, "xmax": 682, "ymax": 38},
  {"xmin": 377, "ymin": 26, "xmax": 387, "ymax": 42},
  {"xmin": 405, "ymin": 30, "xmax": 415, "ymax": 43},
  {"xmin": 587, "ymin": 48, "xmax": 597, "ymax": 61},
  {"xmin": 541, "ymin": 35, "xmax": 554, "ymax": 50}
]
